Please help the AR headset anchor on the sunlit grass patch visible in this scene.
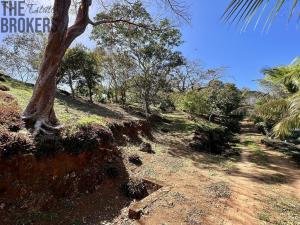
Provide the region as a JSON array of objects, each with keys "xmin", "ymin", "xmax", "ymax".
[{"xmin": 2, "ymin": 77, "xmax": 106, "ymax": 127}]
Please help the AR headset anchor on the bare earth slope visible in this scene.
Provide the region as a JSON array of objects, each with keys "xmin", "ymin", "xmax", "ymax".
[{"xmin": 119, "ymin": 119, "xmax": 300, "ymax": 225}]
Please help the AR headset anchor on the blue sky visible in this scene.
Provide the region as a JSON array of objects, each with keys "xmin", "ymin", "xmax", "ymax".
[
  {"xmin": 1, "ymin": 0, "xmax": 299, "ymax": 90},
  {"xmin": 177, "ymin": 0, "xmax": 300, "ymax": 90}
]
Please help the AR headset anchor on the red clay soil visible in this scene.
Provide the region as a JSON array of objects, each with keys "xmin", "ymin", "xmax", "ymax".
[
  {"xmin": 117, "ymin": 120, "xmax": 300, "ymax": 225},
  {"xmin": 0, "ymin": 146, "xmax": 131, "ymax": 225},
  {"xmin": 0, "ymin": 118, "xmax": 299, "ymax": 225}
]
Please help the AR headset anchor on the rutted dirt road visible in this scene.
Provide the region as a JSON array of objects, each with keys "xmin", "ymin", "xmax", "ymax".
[{"xmin": 120, "ymin": 119, "xmax": 300, "ymax": 225}]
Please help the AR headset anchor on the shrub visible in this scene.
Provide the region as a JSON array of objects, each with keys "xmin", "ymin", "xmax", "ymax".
[
  {"xmin": 206, "ymin": 182, "xmax": 231, "ymax": 198},
  {"xmin": 159, "ymin": 98, "xmax": 176, "ymax": 113},
  {"xmin": 0, "ymin": 92, "xmax": 23, "ymax": 132},
  {"xmin": 190, "ymin": 126, "xmax": 231, "ymax": 154},
  {"xmin": 0, "ymin": 84, "xmax": 9, "ymax": 91},
  {"xmin": 122, "ymin": 178, "xmax": 148, "ymax": 200},
  {"xmin": 0, "ymin": 129, "xmax": 34, "ymax": 158},
  {"xmin": 63, "ymin": 123, "xmax": 114, "ymax": 153},
  {"xmin": 220, "ymin": 117, "xmax": 241, "ymax": 133},
  {"xmin": 140, "ymin": 142, "xmax": 155, "ymax": 154},
  {"xmin": 128, "ymin": 154, "xmax": 142, "ymax": 165}
]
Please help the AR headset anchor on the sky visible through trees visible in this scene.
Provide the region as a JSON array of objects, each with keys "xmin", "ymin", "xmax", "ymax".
[{"xmin": 0, "ymin": 0, "xmax": 300, "ymax": 90}]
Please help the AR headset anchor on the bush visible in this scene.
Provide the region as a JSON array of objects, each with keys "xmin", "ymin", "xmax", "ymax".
[
  {"xmin": 220, "ymin": 117, "xmax": 241, "ymax": 133},
  {"xmin": 0, "ymin": 129, "xmax": 34, "ymax": 158},
  {"xmin": 128, "ymin": 154, "xmax": 142, "ymax": 165},
  {"xmin": 159, "ymin": 98, "xmax": 176, "ymax": 113},
  {"xmin": 190, "ymin": 126, "xmax": 231, "ymax": 154},
  {"xmin": 0, "ymin": 92, "xmax": 23, "ymax": 132},
  {"xmin": 63, "ymin": 123, "xmax": 114, "ymax": 153},
  {"xmin": 122, "ymin": 178, "xmax": 148, "ymax": 200}
]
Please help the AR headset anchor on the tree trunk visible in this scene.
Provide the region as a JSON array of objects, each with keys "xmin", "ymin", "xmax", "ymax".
[
  {"xmin": 22, "ymin": 0, "xmax": 91, "ymax": 135},
  {"xmin": 144, "ymin": 98, "xmax": 151, "ymax": 118},
  {"xmin": 88, "ymin": 88, "xmax": 93, "ymax": 103},
  {"xmin": 68, "ymin": 73, "xmax": 75, "ymax": 98},
  {"xmin": 120, "ymin": 89, "xmax": 126, "ymax": 105}
]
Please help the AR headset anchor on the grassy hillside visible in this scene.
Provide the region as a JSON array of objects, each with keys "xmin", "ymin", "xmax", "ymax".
[
  {"xmin": 1, "ymin": 76, "xmax": 216, "ymax": 131},
  {"xmin": 1, "ymin": 77, "xmax": 115, "ymax": 126}
]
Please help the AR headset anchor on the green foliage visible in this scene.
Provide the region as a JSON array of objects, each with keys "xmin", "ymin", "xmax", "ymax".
[
  {"xmin": 91, "ymin": 1, "xmax": 184, "ymax": 115},
  {"xmin": 2, "ymin": 76, "xmax": 105, "ymax": 125},
  {"xmin": 173, "ymin": 80, "xmax": 242, "ymax": 118},
  {"xmin": 174, "ymin": 90, "xmax": 209, "ymax": 115},
  {"xmin": 0, "ymin": 33, "xmax": 47, "ymax": 82},
  {"xmin": 224, "ymin": 0, "xmax": 300, "ymax": 29},
  {"xmin": 255, "ymin": 63, "xmax": 300, "ymax": 138},
  {"xmin": 59, "ymin": 45, "xmax": 103, "ymax": 102}
]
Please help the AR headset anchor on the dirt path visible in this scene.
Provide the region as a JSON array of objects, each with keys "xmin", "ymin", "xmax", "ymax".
[{"xmin": 121, "ymin": 119, "xmax": 300, "ymax": 225}]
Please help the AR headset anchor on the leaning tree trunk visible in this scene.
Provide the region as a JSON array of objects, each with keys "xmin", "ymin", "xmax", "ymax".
[{"xmin": 22, "ymin": 0, "xmax": 91, "ymax": 135}]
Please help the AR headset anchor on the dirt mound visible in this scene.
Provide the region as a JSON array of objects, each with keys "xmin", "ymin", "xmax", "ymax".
[
  {"xmin": 109, "ymin": 120, "xmax": 153, "ymax": 145},
  {"xmin": 0, "ymin": 92, "xmax": 24, "ymax": 132}
]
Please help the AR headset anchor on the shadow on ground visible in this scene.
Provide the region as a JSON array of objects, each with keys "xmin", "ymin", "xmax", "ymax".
[{"xmin": 57, "ymin": 93, "xmax": 124, "ymax": 120}]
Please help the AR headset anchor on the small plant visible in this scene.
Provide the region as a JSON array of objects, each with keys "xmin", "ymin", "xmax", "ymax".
[
  {"xmin": 258, "ymin": 210, "xmax": 271, "ymax": 222},
  {"xmin": 122, "ymin": 178, "xmax": 148, "ymax": 200},
  {"xmin": 128, "ymin": 154, "xmax": 143, "ymax": 165},
  {"xmin": 206, "ymin": 182, "xmax": 231, "ymax": 199},
  {"xmin": 140, "ymin": 142, "xmax": 155, "ymax": 154}
]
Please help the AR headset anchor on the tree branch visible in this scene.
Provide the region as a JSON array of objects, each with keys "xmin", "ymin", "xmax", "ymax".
[
  {"xmin": 65, "ymin": 0, "xmax": 92, "ymax": 48},
  {"xmin": 88, "ymin": 18, "xmax": 156, "ymax": 30}
]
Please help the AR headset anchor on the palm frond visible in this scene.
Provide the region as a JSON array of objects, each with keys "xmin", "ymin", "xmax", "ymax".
[
  {"xmin": 223, "ymin": 0, "xmax": 299, "ymax": 27},
  {"xmin": 254, "ymin": 98, "xmax": 289, "ymax": 121},
  {"xmin": 273, "ymin": 93, "xmax": 300, "ymax": 138}
]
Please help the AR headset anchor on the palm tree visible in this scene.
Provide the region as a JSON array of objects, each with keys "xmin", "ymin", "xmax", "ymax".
[
  {"xmin": 223, "ymin": 1, "xmax": 300, "ymax": 138},
  {"xmin": 255, "ymin": 62, "xmax": 300, "ymax": 138},
  {"xmin": 224, "ymin": 0, "xmax": 300, "ymax": 30}
]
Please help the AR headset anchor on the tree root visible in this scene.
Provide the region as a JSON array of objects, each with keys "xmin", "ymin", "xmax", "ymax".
[{"xmin": 22, "ymin": 116, "xmax": 64, "ymax": 137}]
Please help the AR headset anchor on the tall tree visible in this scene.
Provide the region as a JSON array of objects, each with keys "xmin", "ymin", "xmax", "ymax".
[
  {"xmin": 58, "ymin": 46, "xmax": 87, "ymax": 98},
  {"xmin": 102, "ymin": 52, "xmax": 135, "ymax": 104},
  {"xmin": 76, "ymin": 51, "xmax": 103, "ymax": 103},
  {"xmin": 22, "ymin": 0, "xmax": 187, "ymax": 135},
  {"xmin": 92, "ymin": 2, "xmax": 184, "ymax": 116},
  {"xmin": 0, "ymin": 33, "xmax": 47, "ymax": 82}
]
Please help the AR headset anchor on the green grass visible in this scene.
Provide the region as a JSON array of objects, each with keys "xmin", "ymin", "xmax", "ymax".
[
  {"xmin": 1, "ymin": 77, "xmax": 105, "ymax": 126},
  {"xmin": 161, "ymin": 112, "xmax": 220, "ymax": 134},
  {"xmin": 242, "ymin": 138, "xmax": 269, "ymax": 166}
]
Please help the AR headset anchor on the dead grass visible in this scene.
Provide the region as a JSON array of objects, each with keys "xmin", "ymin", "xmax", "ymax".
[
  {"xmin": 258, "ymin": 195, "xmax": 300, "ymax": 225},
  {"xmin": 206, "ymin": 182, "xmax": 231, "ymax": 199}
]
